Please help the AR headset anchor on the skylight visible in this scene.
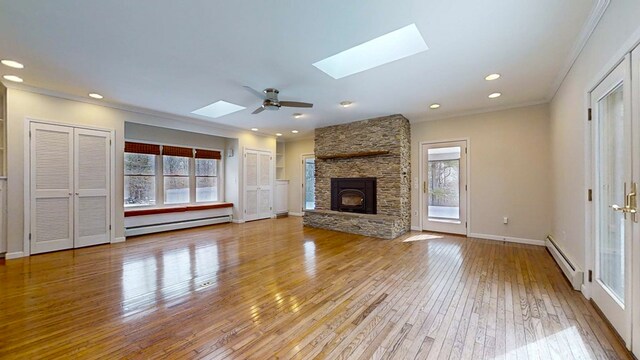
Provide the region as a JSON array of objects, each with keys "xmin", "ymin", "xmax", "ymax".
[
  {"xmin": 191, "ymin": 101, "xmax": 246, "ymax": 118},
  {"xmin": 313, "ymin": 24, "xmax": 428, "ymax": 79}
]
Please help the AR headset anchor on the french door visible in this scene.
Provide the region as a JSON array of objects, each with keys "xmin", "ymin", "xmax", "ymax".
[
  {"xmin": 421, "ymin": 140, "xmax": 467, "ymax": 235},
  {"xmin": 244, "ymin": 149, "xmax": 273, "ymax": 221},
  {"xmin": 302, "ymin": 154, "xmax": 315, "ymax": 211},
  {"xmin": 30, "ymin": 122, "xmax": 111, "ymax": 254},
  {"xmin": 590, "ymin": 55, "xmax": 634, "ymax": 348}
]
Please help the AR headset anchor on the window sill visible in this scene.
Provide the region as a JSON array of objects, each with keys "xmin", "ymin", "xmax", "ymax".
[{"xmin": 124, "ymin": 202, "xmax": 233, "ymax": 217}]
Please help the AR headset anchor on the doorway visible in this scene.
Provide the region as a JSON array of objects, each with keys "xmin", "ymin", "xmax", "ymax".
[
  {"xmin": 589, "ymin": 54, "xmax": 635, "ymax": 350},
  {"xmin": 243, "ymin": 148, "xmax": 273, "ymax": 221},
  {"xmin": 421, "ymin": 140, "xmax": 468, "ymax": 235},
  {"xmin": 301, "ymin": 154, "xmax": 315, "ymax": 211}
]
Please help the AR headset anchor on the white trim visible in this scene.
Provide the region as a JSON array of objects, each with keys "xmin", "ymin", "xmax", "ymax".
[
  {"xmin": 468, "ymin": 232, "xmax": 545, "ymax": 246},
  {"xmin": 411, "ymin": 100, "xmax": 548, "ymax": 123},
  {"xmin": 410, "ymin": 225, "xmax": 421, "ymax": 231},
  {"xmin": 231, "ymin": 219, "xmax": 245, "ymax": 224},
  {"xmin": 581, "ymin": 284, "xmax": 589, "ymax": 299},
  {"xmin": 113, "ymin": 237, "xmax": 125, "ymax": 244},
  {"xmin": 418, "ymin": 139, "xmax": 470, "ymax": 236},
  {"xmin": 547, "ymin": 0, "xmax": 610, "ymax": 101},
  {"xmin": 125, "ymin": 216, "xmax": 231, "ymax": 237},
  {"xmin": 6, "ymin": 251, "xmax": 25, "ymax": 259},
  {"xmin": 289, "ymin": 212, "xmax": 304, "ymax": 217}
]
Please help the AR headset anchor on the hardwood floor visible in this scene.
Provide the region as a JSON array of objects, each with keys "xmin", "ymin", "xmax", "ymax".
[{"xmin": 0, "ymin": 217, "xmax": 630, "ymax": 359}]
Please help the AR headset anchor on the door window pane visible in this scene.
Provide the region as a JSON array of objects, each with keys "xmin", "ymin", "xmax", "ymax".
[
  {"xmin": 427, "ymin": 147, "xmax": 460, "ymax": 220},
  {"xmin": 597, "ymin": 84, "xmax": 625, "ymax": 303},
  {"xmin": 124, "ymin": 153, "xmax": 156, "ymax": 206},
  {"xmin": 304, "ymin": 158, "xmax": 315, "ymax": 210}
]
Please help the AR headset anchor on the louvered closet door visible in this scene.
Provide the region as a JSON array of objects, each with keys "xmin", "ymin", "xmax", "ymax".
[
  {"xmin": 74, "ymin": 128, "xmax": 111, "ymax": 248},
  {"xmin": 30, "ymin": 123, "xmax": 74, "ymax": 254},
  {"xmin": 257, "ymin": 152, "xmax": 272, "ymax": 219},
  {"xmin": 244, "ymin": 150, "xmax": 260, "ymax": 221}
]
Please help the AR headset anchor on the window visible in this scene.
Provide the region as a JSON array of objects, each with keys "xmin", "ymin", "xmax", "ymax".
[
  {"xmin": 196, "ymin": 158, "xmax": 218, "ymax": 202},
  {"xmin": 124, "ymin": 142, "xmax": 222, "ymax": 207},
  {"xmin": 163, "ymin": 155, "xmax": 190, "ymax": 204},
  {"xmin": 124, "ymin": 142, "xmax": 161, "ymax": 207}
]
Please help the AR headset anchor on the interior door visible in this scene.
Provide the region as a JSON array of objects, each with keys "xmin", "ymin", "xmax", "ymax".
[
  {"xmin": 591, "ymin": 55, "xmax": 633, "ymax": 347},
  {"xmin": 30, "ymin": 123, "xmax": 74, "ymax": 254},
  {"xmin": 74, "ymin": 128, "xmax": 111, "ymax": 248},
  {"xmin": 244, "ymin": 149, "xmax": 272, "ymax": 221},
  {"xmin": 422, "ymin": 141, "xmax": 467, "ymax": 235}
]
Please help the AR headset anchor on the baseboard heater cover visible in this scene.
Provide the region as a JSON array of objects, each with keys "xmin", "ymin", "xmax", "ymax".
[
  {"xmin": 125, "ymin": 215, "xmax": 231, "ymax": 237},
  {"xmin": 546, "ymin": 235, "xmax": 583, "ymax": 290}
]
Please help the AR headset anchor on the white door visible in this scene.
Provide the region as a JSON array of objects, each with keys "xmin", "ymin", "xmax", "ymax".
[
  {"xmin": 302, "ymin": 154, "xmax": 315, "ymax": 211},
  {"xmin": 30, "ymin": 123, "xmax": 74, "ymax": 254},
  {"xmin": 422, "ymin": 141, "xmax": 467, "ymax": 235},
  {"xmin": 591, "ymin": 55, "xmax": 633, "ymax": 347},
  {"xmin": 244, "ymin": 149, "xmax": 273, "ymax": 221},
  {"xmin": 631, "ymin": 46, "xmax": 640, "ymax": 356},
  {"xmin": 74, "ymin": 128, "xmax": 111, "ymax": 248}
]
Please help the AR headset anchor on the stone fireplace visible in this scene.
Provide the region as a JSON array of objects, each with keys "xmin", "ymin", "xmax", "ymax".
[
  {"xmin": 303, "ymin": 114, "xmax": 411, "ymax": 239},
  {"xmin": 331, "ymin": 177, "xmax": 376, "ymax": 214}
]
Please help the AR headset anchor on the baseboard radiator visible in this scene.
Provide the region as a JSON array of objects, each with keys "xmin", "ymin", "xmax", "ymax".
[
  {"xmin": 125, "ymin": 215, "xmax": 231, "ymax": 237},
  {"xmin": 546, "ymin": 235, "xmax": 583, "ymax": 290}
]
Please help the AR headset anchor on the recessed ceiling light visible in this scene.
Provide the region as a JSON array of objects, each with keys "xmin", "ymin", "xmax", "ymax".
[
  {"xmin": 88, "ymin": 93, "xmax": 103, "ymax": 99},
  {"xmin": 485, "ymin": 73, "xmax": 501, "ymax": 81},
  {"xmin": 430, "ymin": 103, "xmax": 441, "ymax": 109},
  {"xmin": 275, "ymin": 133, "xmax": 283, "ymax": 137},
  {"xmin": 3, "ymin": 75, "xmax": 23, "ymax": 83},
  {"xmin": 291, "ymin": 130, "xmax": 299, "ymax": 134},
  {"xmin": 1, "ymin": 60, "xmax": 24, "ymax": 69},
  {"xmin": 293, "ymin": 113, "xmax": 303, "ymax": 118},
  {"xmin": 191, "ymin": 100, "xmax": 246, "ymax": 119},
  {"xmin": 313, "ymin": 24, "xmax": 428, "ymax": 79},
  {"xmin": 488, "ymin": 92, "xmax": 502, "ymax": 99},
  {"xmin": 340, "ymin": 101, "xmax": 353, "ymax": 108},
  {"xmin": 251, "ymin": 128, "xmax": 259, "ymax": 132}
]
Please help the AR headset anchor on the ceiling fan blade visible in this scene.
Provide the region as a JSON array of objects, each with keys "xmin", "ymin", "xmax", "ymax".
[
  {"xmin": 252, "ymin": 106, "xmax": 265, "ymax": 114},
  {"xmin": 243, "ymin": 86, "xmax": 265, "ymax": 99},
  {"xmin": 280, "ymin": 101, "xmax": 313, "ymax": 108}
]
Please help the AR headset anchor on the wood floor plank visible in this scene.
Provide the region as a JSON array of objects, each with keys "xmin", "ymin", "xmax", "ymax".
[{"xmin": 0, "ymin": 218, "xmax": 632, "ymax": 359}]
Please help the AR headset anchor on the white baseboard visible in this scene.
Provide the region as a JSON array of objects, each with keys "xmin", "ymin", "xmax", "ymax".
[
  {"xmin": 410, "ymin": 225, "xmax": 421, "ymax": 231},
  {"xmin": 6, "ymin": 251, "xmax": 25, "ymax": 259},
  {"xmin": 468, "ymin": 232, "xmax": 545, "ymax": 246},
  {"xmin": 288, "ymin": 212, "xmax": 304, "ymax": 217},
  {"xmin": 581, "ymin": 284, "xmax": 590, "ymax": 299},
  {"xmin": 232, "ymin": 219, "xmax": 245, "ymax": 224},
  {"xmin": 545, "ymin": 236, "xmax": 583, "ymax": 290},
  {"xmin": 112, "ymin": 237, "xmax": 126, "ymax": 244}
]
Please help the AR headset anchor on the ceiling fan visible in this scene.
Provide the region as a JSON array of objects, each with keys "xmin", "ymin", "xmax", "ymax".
[{"xmin": 244, "ymin": 86, "xmax": 313, "ymax": 114}]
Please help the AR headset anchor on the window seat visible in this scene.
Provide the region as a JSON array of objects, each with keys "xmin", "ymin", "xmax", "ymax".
[
  {"xmin": 125, "ymin": 202, "xmax": 233, "ymax": 217},
  {"xmin": 124, "ymin": 203, "xmax": 234, "ymax": 237}
]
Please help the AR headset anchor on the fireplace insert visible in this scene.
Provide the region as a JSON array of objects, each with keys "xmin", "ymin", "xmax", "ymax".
[{"xmin": 331, "ymin": 177, "xmax": 376, "ymax": 214}]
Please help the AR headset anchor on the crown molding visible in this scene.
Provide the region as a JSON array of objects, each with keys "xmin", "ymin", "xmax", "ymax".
[
  {"xmin": 2, "ymin": 81, "xmax": 278, "ymax": 140},
  {"xmin": 410, "ymin": 99, "xmax": 549, "ymax": 124},
  {"xmin": 547, "ymin": 0, "xmax": 610, "ymax": 101}
]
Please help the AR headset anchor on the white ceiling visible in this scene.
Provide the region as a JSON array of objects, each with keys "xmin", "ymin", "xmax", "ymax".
[{"xmin": 0, "ymin": 0, "xmax": 595, "ymax": 139}]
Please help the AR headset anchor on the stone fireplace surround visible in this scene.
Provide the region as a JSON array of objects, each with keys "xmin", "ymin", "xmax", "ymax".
[{"xmin": 303, "ymin": 114, "xmax": 411, "ymax": 239}]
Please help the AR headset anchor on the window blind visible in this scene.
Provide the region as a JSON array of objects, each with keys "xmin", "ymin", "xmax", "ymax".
[
  {"xmin": 195, "ymin": 149, "xmax": 222, "ymax": 160},
  {"xmin": 124, "ymin": 142, "xmax": 161, "ymax": 155},
  {"xmin": 162, "ymin": 145, "xmax": 193, "ymax": 157}
]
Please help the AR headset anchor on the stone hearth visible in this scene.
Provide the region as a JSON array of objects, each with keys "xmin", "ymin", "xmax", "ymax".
[{"xmin": 303, "ymin": 114, "xmax": 411, "ymax": 239}]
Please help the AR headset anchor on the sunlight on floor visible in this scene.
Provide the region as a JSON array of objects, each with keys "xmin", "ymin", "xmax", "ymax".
[{"xmin": 403, "ymin": 234, "xmax": 444, "ymax": 242}]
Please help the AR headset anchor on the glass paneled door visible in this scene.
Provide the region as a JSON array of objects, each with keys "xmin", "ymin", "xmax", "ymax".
[
  {"xmin": 422, "ymin": 141, "xmax": 467, "ymax": 235},
  {"xmin": 302, "ymin": 155, "xmax": 315, "ymax": 211},
  {"xmin": 591, "ymin": 55, "xmax": 633, "ymax": 347}
]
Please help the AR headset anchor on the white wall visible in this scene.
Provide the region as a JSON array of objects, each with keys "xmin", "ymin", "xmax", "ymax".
[
  {"xmin": 283, "ymin": 138, "xmax": 314, "ymax": 213},
  {"xmin": 550, "ymin": 0, "xmax": 640, "ymax": 270},
  {"xmin": 411, "ymin": 104, "xmax": 552, "ymax": 242}
]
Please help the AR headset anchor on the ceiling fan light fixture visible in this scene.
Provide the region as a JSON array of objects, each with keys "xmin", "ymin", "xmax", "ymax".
[
  {"xmin": 293, "ymin": 113, "xmax": 303, "ymax": 118},
  {"xmin": 340, "ymin": 101, "xmax": 353, "ymax": 108}
]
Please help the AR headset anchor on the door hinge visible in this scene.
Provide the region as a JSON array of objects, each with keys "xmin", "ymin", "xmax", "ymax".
[
  {"xmin": 29, "ymin": 233, "xmax": 32, "ymax": 240},
  {"xmin": 465, "ymin": 222, "xmax": 468, "ymax": 228},
  {"xmin": 270, "ymin": 207, "xmax": 272, "ymax": 210},
  {"xmin": 109, "ymin": 225, "xmax": 111, "ymax": 230},
  {"xmin": 465, "ymin": 184, "xmax": 468, "ymax": 191},
  {"xmin": 588, "ymin": 189, "xmax": 593, "ymax": 202},
  {"xmin": 109, "ymin": 139, "xmax": 112, "ymax": 145},
  {"xmin": 465, "ymin": 147, "xmax": 467, "ymax": 154},
  {"xmin": 588, "ymin": 270, "xmax": 593, "ymax": 282},
  {"xmin": 588, "ymin": 108, "xmax": 592, "ymax": 121},
  {"xmin": 244, "ymin": 209, "xmax": 246, "ymax": 213}
]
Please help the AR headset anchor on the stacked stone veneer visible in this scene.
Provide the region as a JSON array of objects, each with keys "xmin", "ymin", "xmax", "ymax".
[{"xmin": 303, "ymin": 114, "xmax": 411, "ymax": 239}]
